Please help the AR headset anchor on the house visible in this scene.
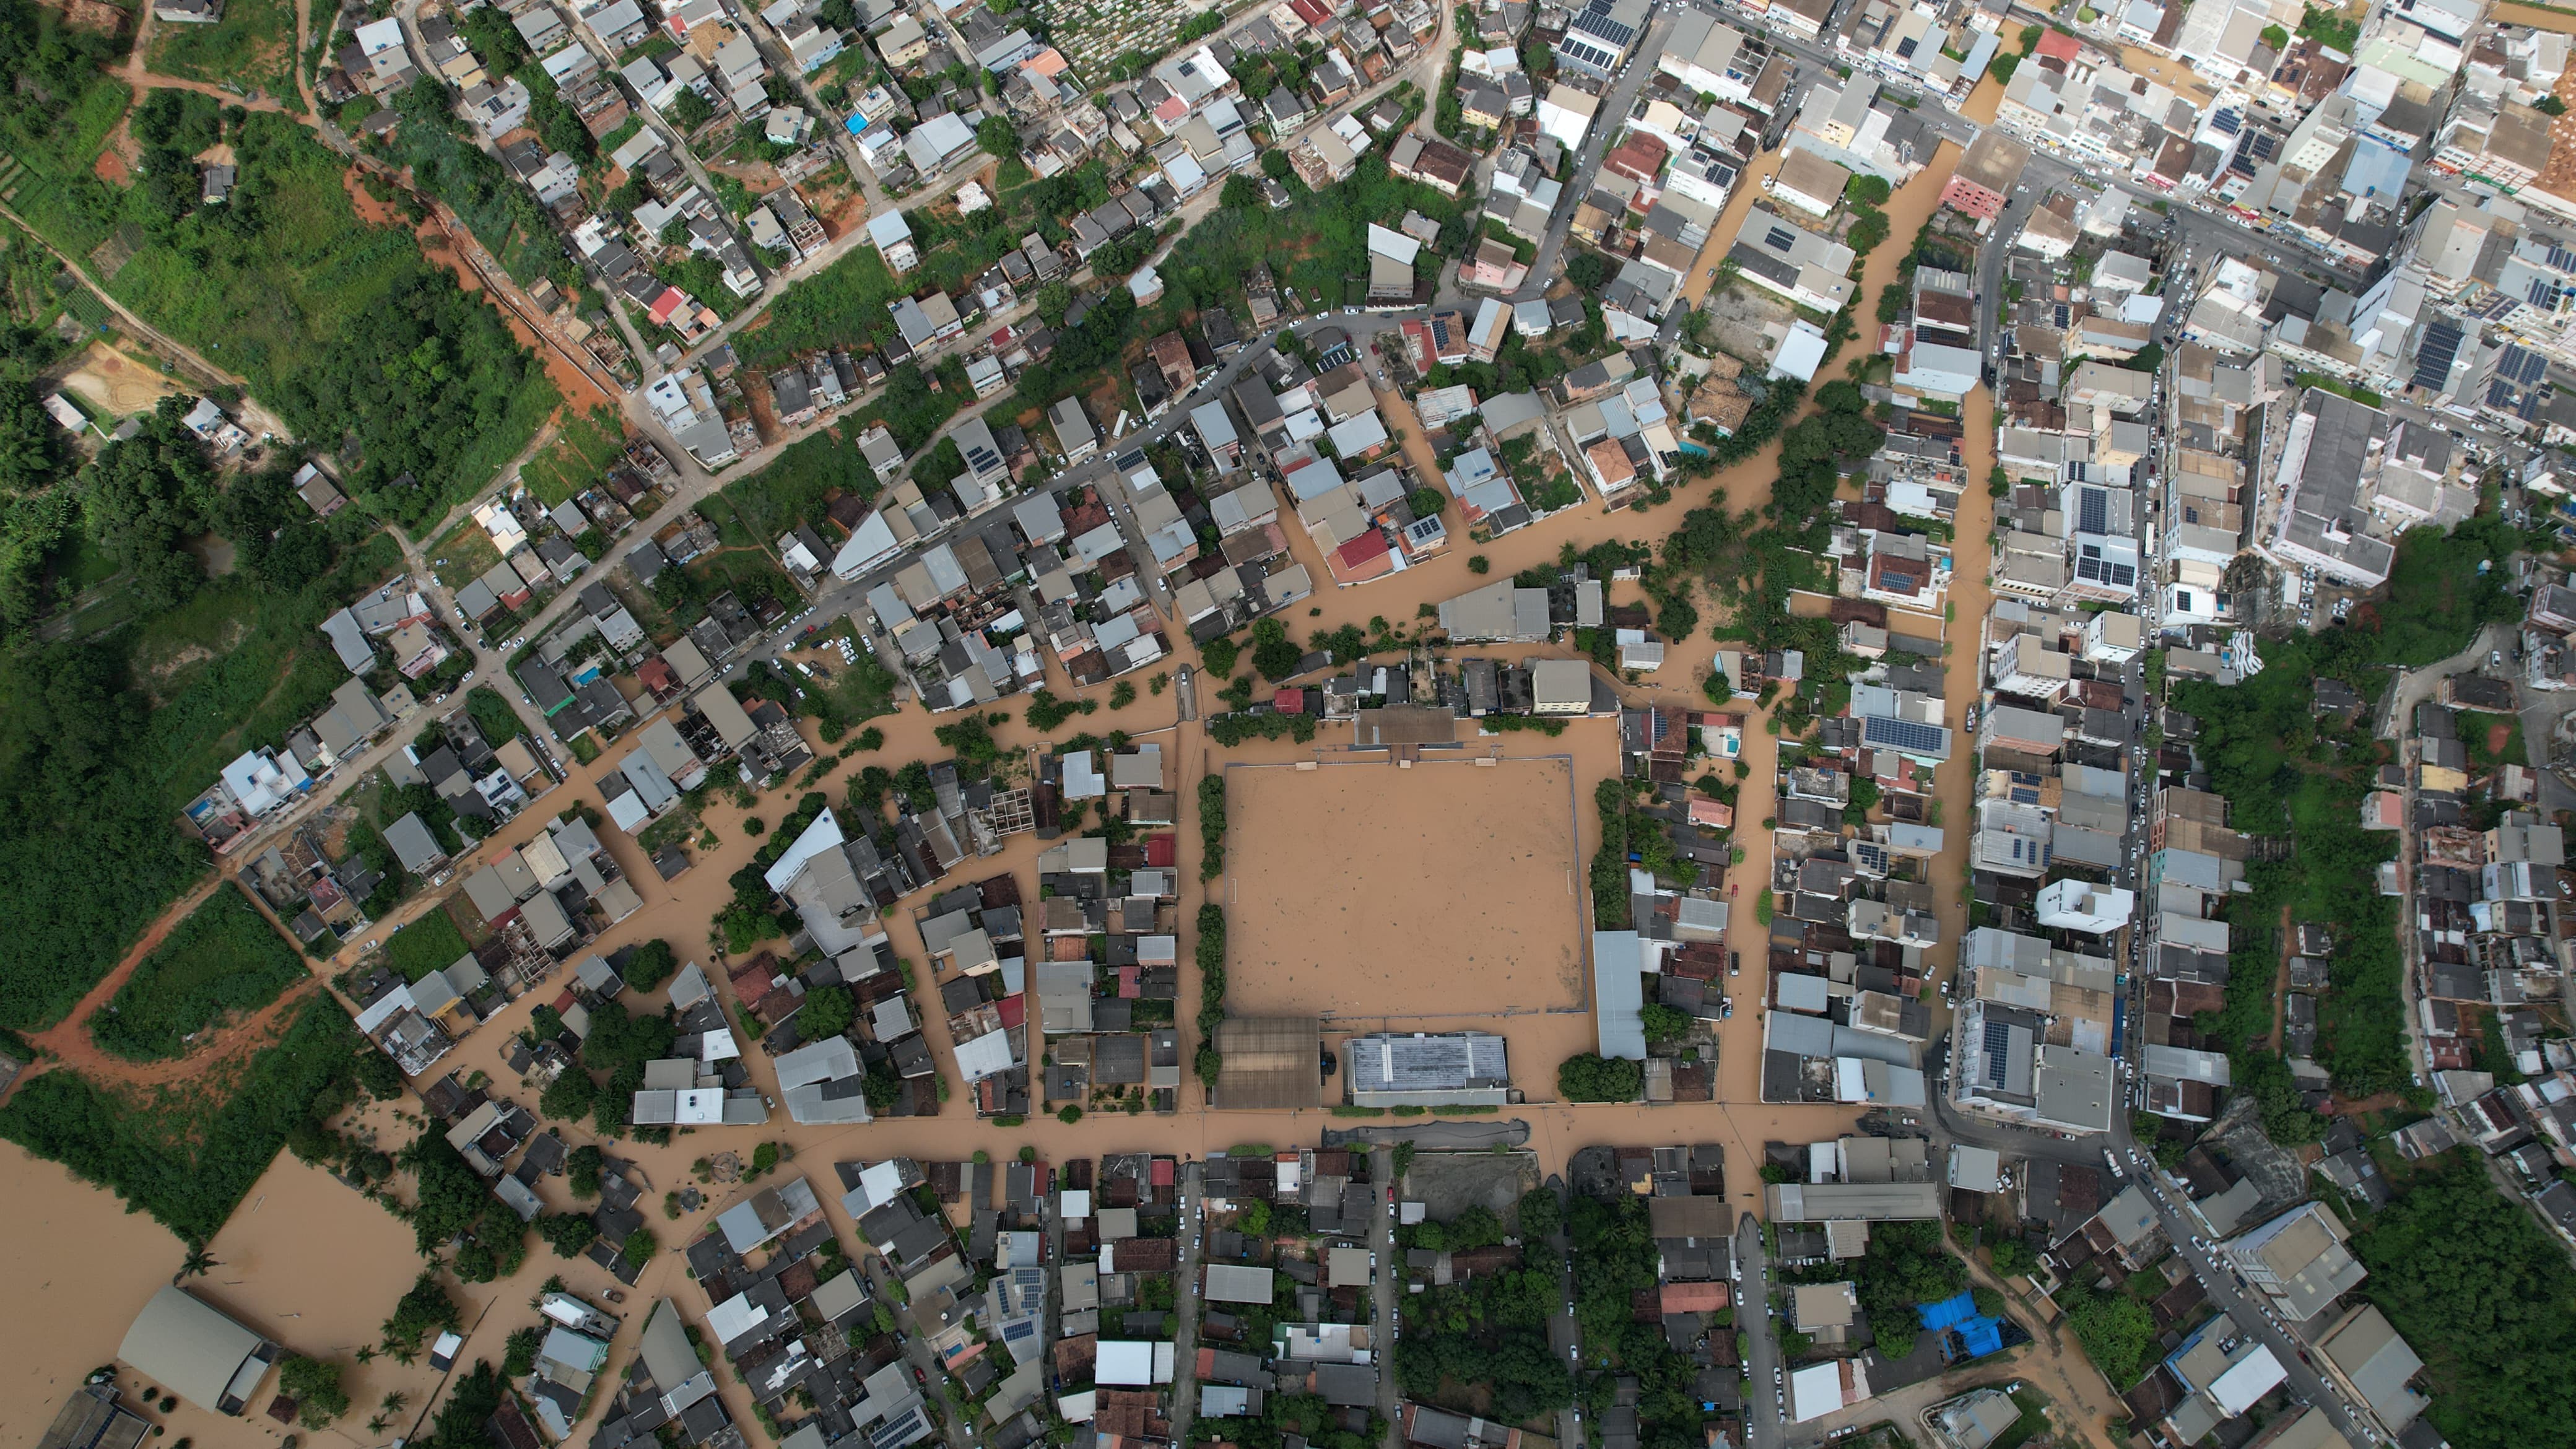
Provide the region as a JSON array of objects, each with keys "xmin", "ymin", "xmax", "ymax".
[
  {"xmin": 1938, "ymin": 127, "xmax": 2030, "ymax": 224},
  {"xmin": 867, "ymin": 209, "xmax": 918, "ymax": 272},
  {"xmin": 1556, "ymin": 0, "xmax": 1650, "ymax": 76},
  {"xmin": 116, "ymin": 1287, "xmax": 277, "ymax": 1416},
  {"xmin": 154, "ymin": 0, "xmax": 221, "ymax": 19},
  {"xmin": 1388, "ymin": 133, "xmax": 1474, "ymax": 194},
  {"xmin": 1051, "ymin": 398, "xmax": 1099, "ymax": 462}
]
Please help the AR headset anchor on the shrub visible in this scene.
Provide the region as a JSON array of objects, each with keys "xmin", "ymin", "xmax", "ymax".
[
  {"xmin": 1249, "ymin": 618, "xmax": 1301, "ymax": 680},
  {"xmin": 1556, "ymin": 1053, "xmax": 1642, "ymax": 1102},
  {"xmin": 1198, "ymin": 775, "xmax": 1227, "ymax": 881},
  {"xmin": 277, "ymin": 1357, "xmax": 350, "ymax": 1427}
]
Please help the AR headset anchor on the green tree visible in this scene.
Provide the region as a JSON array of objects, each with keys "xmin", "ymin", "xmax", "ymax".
[
  {"xmin": 79, "ymin": 398, "xmax": 217, "ymax": 608},
  {"xmin": 381, "ymin": 1271, "xmax": 463, "ymax": 1358},
  {"xmin": 623, "ymin": 939, "xmax": 679, "ymax": 993},
  {"xmin": 1845, "ymin": 173, "xmax": 1892, "ymax": 207},
  {"xmin": 1565, "ymin": 251, "xmax": 1611, "ymax": 290},
  {"xmin": 1556, "ymin": 1053, "xmax": 1642, "ymax": 1102},
  {"xmin": 1221, "ymin": 172, "xmax": 1262, "ymax": 208},
  {"xmin": 799, "ymin": 983, "xmax": 856, "ymax": 1038},
  {"xmin": 1516, "ymin": 1187, "xmax": 1560, "ymax": 1238},
  {"xmin": 2066, "ymin": 1290, "xmax": 2154, "ymax": 1380},
  {"xmin": 536, "ymin": 1212, "xmax": 599, "ymax": 1258},
  {"xmin": 668, "ymin": 89, "xmax": 716, "ymax": 131},
  {"xmin": 1638, "ymin": 1003, "xmax": 1692, "ymax": 1042},
  {"xmin": 566, "ymin": 1145, "xmax": 605, "ymax": 1199},
  {"xmin": 278, "ymin": 1356, "xmax": 351, "ymax": 1427},
  {"xmin": 977, "ymin": 114, "xmax": 1018, "ymax": 158},
  {"xmin": 539, "ymin": 1068, "xmax": 596, "ymax": 1123},
  {"xmin": 1250, "ymin": 617, "xmax": 1302, "ymax": 680}
]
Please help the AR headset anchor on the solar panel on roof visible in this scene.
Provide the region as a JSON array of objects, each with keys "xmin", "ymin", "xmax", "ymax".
[
  {"xmin": 2211, "ymin": 107, "xmax": 2242, "ymax": 135},
  {"xmin": 2503, "ymin": 344, "xmax": 2549, "ymax": 386},
  {"xmin": 1864, "ymin": 716, "xmax": 1947, "ymax": 754},
  {"xmin": 2411, "ymin": 321, "xmax": 2464, "ymax": 393},
  {"xmin": 2546, "ymin": 243, "xmax": 2576, "ymax": 273},
  {"xmin": 2076, "ymin": 486, "xmax": 2108, "ymax": 536},
  {"xmin": 1764, "ymin": 226, "xmax": 1795, "ymax": 251},
  {"xmin": 1982, "ymin": 1020, "xmax": 2012, "ymax": 1081}
]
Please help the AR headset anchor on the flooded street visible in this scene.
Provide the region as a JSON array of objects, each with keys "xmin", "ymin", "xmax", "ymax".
[{"xmin": 0, "ymin": 137, "xmax": 1991, "ymax": 1448}]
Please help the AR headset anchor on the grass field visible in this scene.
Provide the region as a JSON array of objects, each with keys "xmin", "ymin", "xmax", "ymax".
[
  {"xmin": 427, "ymin": 516, "xmax": 504, "ymax": 590},
  {"xmin": 682, "ymin": 544, "xmax": 796, "ymax": 612},
  {"xmin": 468, "ymin": 685, "xmax": 524, "ymax": 745},
  {"xmin": 521, "ymin": 406, "xmax": 628, "ymax": 506},
  {"xmin": 722, "ymin": 427, "xmax": 881, "ymax": 544},
  {"xmin": 129, "ymin": 533, "xmax": 404, "ymax": 814},
  {"xmin": 0, "ymin": 999, "xmax": 375, "ymax": 1244},
  {"xmin": 1, "ymin": 74, "xmax": 132, "ymax": 258},
  {"xmin": 146, "ymin": 0, "xmax": 300, "ymax": 103},
  {"xmin": 0, "ymin": 531, "xmax": 400, "ymax": 1033},
  {"xmin": 736, "ymin": 243, "xmax": 905, "ymax": 366},
  {"xmin": 92, "ymin": 887, "xmax": 306, "ymax": 1061},
  {"xmin": 384, "ymin": 900, "xmax": 472, "ymax": 983},
  {"xmin": 106, "ymin": 116, "xmax": 422, "ymax": 391}
]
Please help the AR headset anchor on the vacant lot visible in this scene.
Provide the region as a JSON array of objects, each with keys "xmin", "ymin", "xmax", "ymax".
[
  {"xmin": 385, "ymin": 899, "xmax": 473, "ymax": 983},
  {"xmin": 1225, "ymin": 757, "xmax": 1586, "ymax": 1020},
  {"xmin": 92, "ymin": 887, "xmax": 305, "ymax": 1061},
  {"xmin": 521, "ymin": 406, "xmax": 628, "ymax": 506},
  {"xmin": 146, "ymin": 0, "xmax": 299, "ymax": 102}
]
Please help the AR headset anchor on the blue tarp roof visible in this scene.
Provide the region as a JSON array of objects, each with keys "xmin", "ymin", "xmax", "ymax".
[
  {"xmin": 1917, "ymin": 1294, "xmax": 1977, "ymax": 1331},
  {"xmin": 1954, "ymin": 1316, "xmax": 2005, "ymax": 1358}
]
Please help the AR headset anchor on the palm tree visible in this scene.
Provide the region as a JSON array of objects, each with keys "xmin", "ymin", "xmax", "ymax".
[
  {"xmin": 175, "ymin": 1246, "xmax": 217, "ymax": 1282},
  {"xmin": 379, "ymin": 1391, "xmax": 408, "ymax": 1415},
  {"xmin": 367, "ymin": 1414, "xmax": 391, "ymax": 1435}
]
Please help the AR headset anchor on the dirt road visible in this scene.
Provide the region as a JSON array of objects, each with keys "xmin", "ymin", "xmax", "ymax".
[{"xmin": 9, "ymin": 875, "xmax": 328, "ymax": 1098}]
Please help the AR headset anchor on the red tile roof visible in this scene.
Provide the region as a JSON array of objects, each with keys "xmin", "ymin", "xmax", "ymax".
[{"xmin": 1661, "ymin": 1281, "xmax": 1730, "ymax": 1313}]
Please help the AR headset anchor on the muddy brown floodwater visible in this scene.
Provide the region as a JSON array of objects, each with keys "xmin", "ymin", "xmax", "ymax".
[
  {"xmin": 0, "ymin": 142, "xmax": 1983, "ymax": 1448},
  {"xmin": 1225, "ymin": 756, "xmax": 1586, "ymax": 1014}
]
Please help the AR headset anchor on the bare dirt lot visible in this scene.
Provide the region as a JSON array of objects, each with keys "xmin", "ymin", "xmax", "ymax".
[
  {"xmin": 1401, "ymin": 1147, "xmax": 1541, "ymax": 1225},
  {"xmin": 59, "ymin": 339, "xmax": 181, "ymax": 417},
  {"xmin": 1223, "ymin": 755, "xmax": 1587, "ymax": 1020}
]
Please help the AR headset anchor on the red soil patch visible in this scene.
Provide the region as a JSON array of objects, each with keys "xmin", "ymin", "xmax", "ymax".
[
  {"xmin": 339, "ymin": 168, "xmax": 613, "ymax": 414},
  {"xmin": 92, "ymin": 143, "xmax": 129, "ymax": 186},
  {"xmin": 344, "ymin": 169, "xmax": 406, "ymax": 227},
  {"xmin": 420, "ymin": 215, "xmax": 614, "ymax": 411}
]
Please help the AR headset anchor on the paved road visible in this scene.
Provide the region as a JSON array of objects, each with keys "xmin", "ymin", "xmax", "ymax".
[
  {"xmin": 1923, "ymin": 1083, "xmax": 2380, "ymax": 1447},
  {"xmin": 859, "ymin": 1250, "xmax": 975, "ymax": 1448},
  {"xmin": 1516, "ymin": 8, "xmax": 1674, "ymax": 303},
  {"xmin": 1539, "ymin": 1177, "xmax": 1583, "ymax": 1449},
  {"xmin": 1368, "ymin": 1145, "xmax": 1400, "ymax": 1448},
  {"xmin": 1168, "ymin": 1159, "xmax": 1209, "ymax": 1444},
  {"xmin": 1735, "ymin": 1212, "xmax": 1783, "ymax": 1449}
]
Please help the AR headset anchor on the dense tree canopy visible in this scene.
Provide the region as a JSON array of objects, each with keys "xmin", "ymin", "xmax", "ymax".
[
  {"xmin": 268, "ymin": 267, "xmax": 542, "ymax": 516},
  {"xmin": 80, "ymin": 398, "xmax": 216, "ymax": 609},
  {"xmin": 2353, "ymin": 1157, "xmax": 2576, "ymax": 1449}
]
